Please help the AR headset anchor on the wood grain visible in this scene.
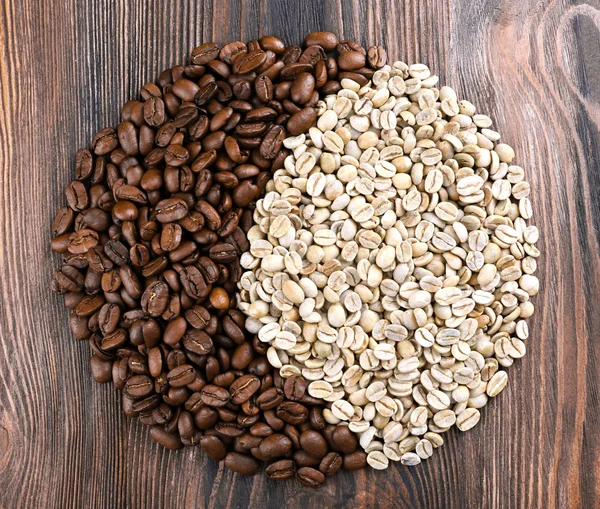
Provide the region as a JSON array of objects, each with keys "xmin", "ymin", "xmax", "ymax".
[{"xmin": 1, "ymin": 0, "xmax": 599, "ymax": 507}]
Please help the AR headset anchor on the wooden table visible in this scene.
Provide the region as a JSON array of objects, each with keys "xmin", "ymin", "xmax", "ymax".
[{"xmin": 1, "ymin": 1, "xmax": 599, "ymax": 507}]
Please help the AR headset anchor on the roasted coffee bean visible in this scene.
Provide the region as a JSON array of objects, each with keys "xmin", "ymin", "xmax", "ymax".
[
  {"xmin": 140, "ymin": 280, "xmax": 169, "ymax": 316},
  {"xmin": 293, "ymin": 450, "xmax": 321, "ymax": 468},
  {"xmin": 276, "ymin": 402, "xmax": 308, "ymax": 425},
  {"xmin": 125, "ymin": 375, "xmax": 153, "ymax": 398},
  {"xmin": 200, "ymin": 434, "xmax": 227, "ymax": 461},
  {"xmin": 305, "ymin": 32, "xmax": 338, "ymax": 52},
  {"xmin": 155, "ymin": 198, "xmax": 188, "ymax": 223},
  {"xmin": 183, "ymin": 328, "xmax": 213, "ymax": 355},
  {"xmin": 224, "ymin": 452, "xmax": 259, "ymax": 475},
  {"xmin": 258, "ymin": 433, "xmax": 292, "ymax": 461},
  {"xmin": 167, "ymin": 364, "xmax": 196, "ymax": 387},
  {"xmin": 367, "ymin": 45, "xmax": 387, "ymax": 68},
  {"xmin": 287, "ymin": 107, "xmax": 317, "ymax": 135},
  {"xmin": 299, "ymin": 430, "xmax": 328, "ymax": 459},
  {"xmin": 149, "ymin": 426, "xmax": 182, "ymax": 450},
  {"xmin": 296, "ymin": 467, "xmax": 325, "ymax": 488},
  {"xmin": 332, "ymin": 425, "xmax": 358, "ymax": 454},
  {"xmin": 229, "ymin": 374, "xmax": 260, "ymax": 404},
  {"xmin": 90, "ymin": 355, "xmax": 113, "ymax": 383},
  {"xmin": 51, "ymin": 33, "xmax": 362, "ymax": 485},
  {"xmin": 284, "ymin": 376, "xmax": 306, "ymax": 401},
  {"xmin": 343, "ymin": 451, "xmax": 367, "ymax": 471},
  {"xmin": 256, "ymin": 388, "xmax": 284, "ymax": 411},
  {"xmin": 290, "ymin": 72, "xmax": 316, "ymax": 104},
  {"xmin": 200, "ymin": 384, "xmax": 230, "ymax": 407},
  {"xmin": 319, "ymin": 452, "xmax": 342, "ymax": 476}
]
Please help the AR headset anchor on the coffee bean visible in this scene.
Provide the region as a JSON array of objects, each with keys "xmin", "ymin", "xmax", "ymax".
[
  {"xmin": 200, "ymin": 384, "xmax": 230, "ymax": 407},
  {"xmin": 266, "ymin": 459, "xmax": 295, "ymax": 480},
  {"xmin": 224, "ymin": 452, "xmax": 259, "ymax": 475},
  {"xmin": 229, "ymin": 374, "xmax": 260, "ymax": 404},
  {"xmin": 200, "ymin": 434, "xmax": 227, "ymax": 461},
  {"xmin": 299, "ymin": 430, "xmax": 328, "ymax": 459},
  {"xmin": 332, "ymin": 425, "xmax": 358, "ymax": 454},
  {"xmin": 343, "ymin": 451, "xmax": 367, "ymax": 471},
  {"xmin": 140, "ymin": 281, "xmax": 169, "ymax": 317},
  {"xmin": 319, "ymin": 452, "xmax": 342, "ymax": 476},
  {"xmin": 125, "ymin": 375, "xmax": 154, "ymax": 398},
  {"xmin": 149, "ymin": 426, "xmax": 183, "ymax": 450},
  {"xmin": 367, "ymin": 45, "xmax": 387, "ymax": 68},
  {"xmin": 305, "ymin": 32, "xmax": 338, "ymax": 52},
  {"xmin": 284, "ymin": 376, "xmax": 306, "ymax": 401},
  {"xmin": 290, "ymin": 72, "xmax": 316, "ymax": 104},
  {"xmin": 90, "ymin": 355, "xmax": 112, "ymax": 383},
  {"xmin": 276, "ymin": 402, "xmax": 308, "ymax": 425},
  {"xmin": 287, "ymin": 107, "xmax": 317, "ymax": 136},
  {"xmin": 258, "ymin": 433, "xmax": 292, "ymax": 460},
  {"xmin": 167, "ymin": 364, "xmax": 196, "ymax": 387},
  {"xmin": 296, "ymin": 467, "xmax": 325, "ymax": 488}
]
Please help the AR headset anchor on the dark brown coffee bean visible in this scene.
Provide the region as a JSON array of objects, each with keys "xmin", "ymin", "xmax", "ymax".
[
  {"xmin": 160, "ymin": 223, "xmax": 182, "ymax": 252},
  {"xmin": 283, "ymin": 376, "xmax": 306, "ymax": 401},
  {"xmin": 287, "ymin": 107, "xmax": 317, "ymax": 136},
  {"xmin": 143, "ymin": 97, "xmax": 166, "ymax": 127},
  {"xmin": 195, "ymin": 200, "xmax": 221, "ymax": 230},
  {"xmin": 149, "ymin": 426, "xmax": 182, "ymax": 450},
  {"xmin": 256, "ymin": 388, "xmax": 284, "ymax": 411},
  {"xmin": 259, "ymin": 125, "xmax": 285, "ymax": 160},
  {"xmin": 140, "ymin": 280, "xmax": 169, "ymax": 316},
  {"xmin": 90, "ymin": 355, "xmax": 113, "ymax": 383},
  {"xmin": 125, "ymin": 375, "xmax": 153, "ymax": 398},
  {"xmin": 191, "ymin": 42, "xmax": 219, "ymax": 65},
  {"xmin": 338, "ymin": 50, "xmax": 366, "ymax": 70},
  {"xmin": 255, "ymin": 75, "xmax": 273, "ymax": 102},
  {"xmin": 299, "ymin": 430, "xmax": 328, "ymax": 459},
  {"xmin": 276, "ymin": 401, "xmax": 308, "ymax": 425},
  {"xmin": 343, "ymin": 451, "xmax": 367, "ymax": 470},
  {"xmin": 236, "ymin": 50, "xmax": 267, "ymax": 74},
  {"xmin": 305, "ymin": 32, "xmax": 338, "ymax": 52},
  {"xmin": 155, "ymin": 198, "xmax": 188, "ymax": 223},
  {"xmin": 332, "ymin": 425, "xmax": 358, "ymax": 454},
  {"xmin": 167, "ymin": 364, "xmax": 196, "ymax": 387},
  {"xmin": 367, "ymin": 45, "xmax": 387, "ymax": 69},
  {"xmin": 179, "ymin": 265, "xmax": 208, "ymax": 299},
  {"xmin": 162, "ymin": 316, "xmax": 186, "ymax": 347},
  {"xmin": 224, "ymin": 452, "xmax": 259, "ymax": 475},
  {"xmin": 74, "ymin": 294, "xmax": 104, "ymax": 317},
  {"xmin": 229, "ymin": 374, "xmax": 260, "ymax": 404},
  {"xmin": 289, "ymin": 72, "xmax": 316, "ymax": 105},
  {"xmin": 296, "ymin": 466, "xmax": 325, "ymax": 488},
  {"xmin": 319, "ymin": 452, "xmax": 342, "ymax": 476},
  {"xmin": 92, "ymin": 127, "xmax": 118, "ymax": 155},
  {"xmin": 200, "ymin": 434, "xmax": 227, "ymax": 461},
  {"xmin": 52, "ymin": 206, "xmax": 75, "ymax": 236},
  {"xmin": 258, "ymin": 433, "xmax": 292, "ymax": 461},
  {"xmin": 200, "ymin": 384, "xmax": 230, "ymax": 407}
]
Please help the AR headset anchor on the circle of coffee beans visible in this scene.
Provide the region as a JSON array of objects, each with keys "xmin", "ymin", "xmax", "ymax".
[{"xmin": 51, "ymin": 32, "xmax": 388, "ymax": 488}]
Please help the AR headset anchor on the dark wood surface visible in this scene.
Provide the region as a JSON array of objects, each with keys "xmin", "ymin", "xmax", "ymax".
[{"xmin": 1, "ymin": 0, "xmax": 599, "ymax": 507}]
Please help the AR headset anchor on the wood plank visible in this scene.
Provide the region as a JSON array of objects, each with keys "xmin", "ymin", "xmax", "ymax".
[{"xmin": 0, "ymin": 0, "xmax": 599, "ymax": 507}]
